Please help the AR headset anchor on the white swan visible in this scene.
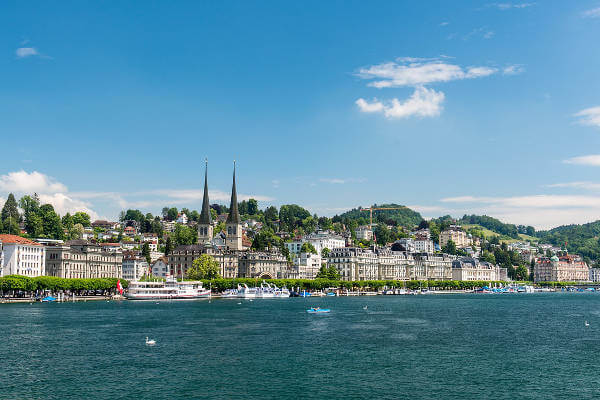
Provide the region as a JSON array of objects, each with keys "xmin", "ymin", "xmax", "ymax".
[
  {"xmin": 585, "ymin": 321, "xmax": 590, "ymax": 327},
  {"xmin": 145, "ymin": 337, "xmax": 156, "ymax": 346},
  {"xmin": 363, "ymin": 305, "xmax": 368, "ymax": 310}
]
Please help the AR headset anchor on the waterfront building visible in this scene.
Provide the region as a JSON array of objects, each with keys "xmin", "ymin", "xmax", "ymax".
[
  {"xmin": 439, "ymin": 226, "xmax": 470, "ymax": 248},
  {"xmin": 451, "ymin": 257, "xmax": 506, "ymax": 281},
  {"xmin": 534, "ymin": 254, "xmax": 589, "ymax": 282},
  {"xmin": 0, "ymin": 234, "xmax": 45, "ymax": 277},
  {"xmin": 122, "ymin": 252, "xmax": 149, "ymax": 281},
  {"xmin": 292, "ymin": 252, "xmax": 322, "ymax": 279},
  {"xmin": 238, "ymin": 250, "xmax": 289, "ymax": 279},
  {"xmin": 45, "ymin": 240, "xmax": 123, "ymax": 279},
  {"xmin": 327, "ymin": 247, "xmax": 379, "ymax": 281},
  {"xmin": 590, "ymin": 268, "xmax": 600, "ymax": 282},
  {"xmin": 413, "ymin": 252, "xmax": 454, "ymax": 280},
  {"xmin": 45, "ymin": 242, "xmax": 113, "ymax": 279},
  {"xmin": 375, "ymin": 248, "xmax": 412, "ymax": 280}
]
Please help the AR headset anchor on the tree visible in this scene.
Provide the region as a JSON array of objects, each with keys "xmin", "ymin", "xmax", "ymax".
[
  {"xmin": 188, "ymin": 254, "xmax": 221, "ymax": 280},
  {"xmin": 70, "ymin": 223, "xmax": 84, "ymax": 240},
  {"xmin": 142, "ymin": 242, "xmax": 151, "ymax": 264},
  {"xmin": 165, "ymin": 236, "xmax": 174, "ymax": 255},
  {"xmin": 326, "ymin": 266, "xmax": 340, "ymax": 280},
  {"xmin": 264, "ymin": 206, "xmax": 279, "ymax": 228},
  {"xmin": 247, "ymin": 199, "xmax": 259, "ymax": 215},
  {"xmin": 72, "ymin": 212, "xmax": 91, "ymax": 227},
  {"xmin": 514, "ymin": 265, "xmax": 529, "ymax": 281},
  {"xmin": 321, "ymin": 247, "xmax": 330, "ymax": 258},
  {"xmin": 167, "ymin": 207, "xmax": 178, "ymax": 222},
  {"xmin": 173, "ymin": 224, "xmax": 197, "ymax": 246},
  {"xmin": 442, "ymin": 239, "xmax": 457, "ymax": 255},
  {"xmin": 300, "ymin": 242, "xmax": 317, "ymax": 254},
  {"xmin": 1, "ymin": 193, "xmax": 20, "ymax": 232},
  {"xmin": 39, "ymin": 204, "xmax": 64, "ymax": 240}
]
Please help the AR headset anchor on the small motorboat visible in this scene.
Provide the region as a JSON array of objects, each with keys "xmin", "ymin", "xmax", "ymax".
[
  {"xmin": 41, "ymin": 296, "xmax": 56, "ymax": 302},
  {"xmin": 306, "ymin": 307, "xmax": 330, "ymax": 314}
]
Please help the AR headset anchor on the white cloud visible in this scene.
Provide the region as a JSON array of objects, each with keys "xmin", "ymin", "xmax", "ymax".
[
  {"xmin": 0, "ymin": 170, "xmax": 67, "ymax": 193},
  {"xmin": 483, "ymin": 31, "xmax": 495, "ymax": 39},
  {"xmin": 503, "ymin": 64, "xmax": 525, "ymax": 75},
  {"xmin": 356, "ymin": 87, "xmax": 444, "ymax": 119},
  {"xmin": 319, "ymin": 178, "xmax": 367, "ymax": 184},
  {"xmin": 271, "ymin": 180, "xmax": 280, "ymax": 188},
  {"xmin": 574, "ymin": 106, "xmax": 600, "ymax": 128},
  {"xmin": 16, "ymin": 47, "xmax": 39, "ymax": 58},
  {"xmin": 582, "ymin": 7, "xmax": 600, "ymax": 18},
  {"xmin": 439, "ymin": 21, "xmax": 449, "ymax": 26},
  {"xmin": 563, "ymin": 154, "xmax": 600, "ymax": 166},
  {"xmin": 38, "ymin": 193, "xmax": 100, "ymax": 221},
  {"xmin": 438, "ymin": 194, "xmax": 600, "ymax": 229},
  {"xmin": 356, "ymin": 58, "xmax": 497, "ymax": 88},
  {"xmin": 489, "ymin": 3, "xmax": 535, "ymax": 10},
  {"xmin": 545, "ymin": 182, "xmax": 600, "ymax": 191}
]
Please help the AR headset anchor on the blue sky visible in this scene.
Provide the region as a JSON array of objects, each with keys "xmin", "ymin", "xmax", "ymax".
[{"xmin": 1, "ymin": 1, "xmax": 600, "ymax": 229}]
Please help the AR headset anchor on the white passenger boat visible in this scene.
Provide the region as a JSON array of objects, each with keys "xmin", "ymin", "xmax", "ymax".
[
  {"xmin": 125, "ymin": 278, "xmax": 211, "ymax": 300},
  {"xmin": 237, "ymin": 284, "xmax": 258, "ymax": 298},
  {"xmin": 221, "ymin": 288, "xmax": 239, "ymax": 298}
]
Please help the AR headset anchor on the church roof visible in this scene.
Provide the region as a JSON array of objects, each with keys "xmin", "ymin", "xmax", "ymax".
[
  {"xmin": 199, "ymin": 159, "xmax": 212, "ymax": 225},
  {"xmin": 226, "ymin": 162, "xmax": 241, "ymax": 224}
]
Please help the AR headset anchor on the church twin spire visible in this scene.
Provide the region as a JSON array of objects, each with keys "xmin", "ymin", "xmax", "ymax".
[{"xmin": 199, "ymin": 160, "xmax": 241, "ymax": 225}]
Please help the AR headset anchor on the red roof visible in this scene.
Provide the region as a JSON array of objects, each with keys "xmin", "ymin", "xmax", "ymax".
[{"xmin": 0, "ymin": 234, "xmax": 42, "ymax": 246}]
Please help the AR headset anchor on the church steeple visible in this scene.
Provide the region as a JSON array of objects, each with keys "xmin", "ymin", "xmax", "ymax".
[
  {"xmin": 199, "ymin": 159, "xmax": 212, "ymax": 225},
  {"xmin": 226, "ymin": 161, "xmax": 243, "ymax": 250},
  {"xmin": 226, "ymin": 161, "xmax": 241, "ymax": 224},
  {"xmin": 198, "ymin": 159, "xmax": 213, "ymax": 243}
]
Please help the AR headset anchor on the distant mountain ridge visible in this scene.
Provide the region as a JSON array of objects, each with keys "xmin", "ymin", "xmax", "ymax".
[{"xmin": 334, "ymin": 204, "xmax": 423, "ymax": 228}]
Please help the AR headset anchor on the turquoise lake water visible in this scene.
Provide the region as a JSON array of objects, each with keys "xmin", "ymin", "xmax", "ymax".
[{"xmin": 2, "ymin": 293, "xmax": 600, "ymax": 399}]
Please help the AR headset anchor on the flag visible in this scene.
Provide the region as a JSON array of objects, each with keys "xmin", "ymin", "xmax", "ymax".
[{"xmin": 117, "ymin": 280, "xmax": 123, "ymax": 295}]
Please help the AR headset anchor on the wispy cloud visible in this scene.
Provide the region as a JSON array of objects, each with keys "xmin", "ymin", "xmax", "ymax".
[
  {"xmin": 319, "ymin": 178, "xmax": 367, "ymax": 184},
  {"xmin": 574, "ymin": 106, "xmax": 600, "ymax": 128},
  {"xmin": 356, "ymin": 87, "xmax": 445, "ymax": 119},
  {"xmin": 582, "ymin": 7, "xmax": 600, "ymax": 18},
  {"xmin": 503, "ymin": 64, "xmax": 525, "ymax": 75},
  {"xmin": 545, "ymin": 181, "xmax": 600, "ymax": 191},
  {"xmin": 488, "ymin": 3, "xmax": 535, "ymax": 10},
  {"xmin": 563, "ymin": 155, "xmax": 600, "ymax": 166},
  {"xmin": 16, "ymin": 47, "xmax": 39, "ymax": 58},
  {"xmin": 356, "ymin": 58, "xmax": 497, "ymax": 88},
  {"xmin": 439, "ymin": 21, "xmax": 449, "ymax": 26}
]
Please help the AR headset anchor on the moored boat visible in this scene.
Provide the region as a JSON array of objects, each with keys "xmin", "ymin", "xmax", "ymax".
[
  {"xmin": 307, "ymin": 307, "xmax": 330, "ymax": 314},
  {"xmin": 125, "ymin": 277, "xmax": 210, "ymax": 300}
]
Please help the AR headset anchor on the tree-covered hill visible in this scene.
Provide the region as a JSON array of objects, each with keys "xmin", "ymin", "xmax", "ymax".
[
  {"xmin": 457, "ymin": 215, "xmax": 530, "ymax": 239},
  {"xmin": 333, "ymin": 204, "xmax": 423, "ymax": 228},
  {"xmin": 536, "ymin": 221, "xmax": 600, "ymax": 262}
]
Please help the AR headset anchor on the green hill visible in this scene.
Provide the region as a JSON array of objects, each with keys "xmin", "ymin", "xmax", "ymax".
[
  {"xmin": 536, "ymin": 221, "xmax": 600, "ymax": 262},
  {"xmin": 334, "ymin": 204, "xmax": 423, "ymax": 228}
]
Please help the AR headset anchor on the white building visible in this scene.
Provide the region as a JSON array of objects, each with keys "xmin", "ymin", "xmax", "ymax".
[
  {"xmin": 355, "ymin": 226, "xmax": 373, "ymax": 241},
  {"xmin": 451, "ymin": 257, "xmax": 507, "ymax": 281},
  {"xmin": 122, "ymin": 254, "xmax": 149, "ymax": 281},
  {"xmin": 414, "ymin": 239, "xmax": 435, "ymax": 253},
  {"xmin": 327, "ymin": 247, "xmax": 379, "ymax": 281},
  {"xmin": 293, "ymin": 252, "xmax": 322, "ymax": 280},
  {"xmin": 151, "ymin": 258, "xmax": 169, "ymax": 278},
  {"xmin": 590, "ymin": 268, "xmax": 600, "ymax": 282},
  {"xmin": 286, "ymin": 231, "xmax": 346, "ymax": 256},
  {"xmin": 0, "ymin": 234, "xmax": 46, "ymax": 277},
  {"xmin": 176, "ymin": 213, "xmax": 188, "ymax": 224}
]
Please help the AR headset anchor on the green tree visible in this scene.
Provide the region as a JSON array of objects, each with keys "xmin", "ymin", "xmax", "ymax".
[
  {"xmin": 1, "ymin": 193, "xmax": 20, "ymax": 232},
  {"xmin": 442, "ymin": 239, "xmax": 457, "ymax": 255},
  {"xmin": 300, "ymin": 242, "xmax": 317, "ymax": 254},
  {"xmin": 70, "ymin": 223, "xmax": 84, "ymax": 240},
  {"xmin": 374, "ymin": 223, "xmax": 392, "ymax": 244},
  {"xmin": 188, "ymin": 254, "xmax": 221, "ymax": 280},
  {"xmin": 326, "ymin": 265, "xmax": 340, "ymax": 280},
  {"xmin": 514, "ymin": 265, "xmax": 529, "ymax": 281},
  {"xmin": 321, "ymin": 247, "xmax": 330, "ymax": 257},
  {"xmin": 173, "ymin": 224, "xmax": 197, "ymax": 246},
  {"xmin": 247, "ymin": 198, "xmax": 259, "ymax": 215},
  {"xmin": 72, "ymin": 212, "xmax": 91, "ymax": 227},
  {"xmin": 39, "ymin": 204, "xmax": 64, "ymax": 240},
  {"xmin": 165, "ymin": 236, "xmax": 174, "ymax": 255},
  {"xmin": 142, "ymin": 242, "xmax": 151, "ymax": 264},
  {"xmin": 167, "ymin": 207, "xmax": 178, "ymax": 222}
]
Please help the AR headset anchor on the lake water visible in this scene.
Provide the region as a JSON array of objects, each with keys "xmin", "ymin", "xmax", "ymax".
[{"xmin": 2, "ymin": 293, "xmax": 600, "ymax": 399}]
